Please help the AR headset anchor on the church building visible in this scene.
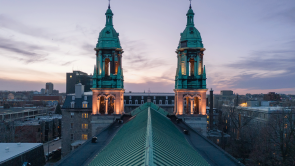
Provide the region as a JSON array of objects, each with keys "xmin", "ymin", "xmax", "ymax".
[
  {"xmin": 91, "ymin": 4, "xmax": 125, "ymax": 115},
  {"xmin": 174, "ymin": 4, "xmax": 207, "ymax": 116}
]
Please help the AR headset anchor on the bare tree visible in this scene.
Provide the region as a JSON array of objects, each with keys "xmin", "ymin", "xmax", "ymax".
[{"xmin": 248, "ymin": 108, "xmax": 295, "ymax": 166}]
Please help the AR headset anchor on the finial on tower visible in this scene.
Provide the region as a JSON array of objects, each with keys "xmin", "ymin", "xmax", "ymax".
[
  {"xmin": 189, "ymin": 0, "xmax": 192, "ymax": 9},
  {"xmin": 108, "ymin": 0, "xmax": 111, "ymax": 9}
]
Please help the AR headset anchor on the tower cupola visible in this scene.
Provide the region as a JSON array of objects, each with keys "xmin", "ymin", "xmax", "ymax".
[
  {"xmin": 178, "ymin": 5, "xmax": 203, "ymax": 49},
  {"xmin": 96, "ymin": 5, "xmax": 121, "ymax": 49}
]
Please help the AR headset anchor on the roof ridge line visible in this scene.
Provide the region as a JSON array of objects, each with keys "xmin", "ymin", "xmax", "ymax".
[{"xmin": 144, "ymin": 107, "xmax": 154, "ymax": 166}]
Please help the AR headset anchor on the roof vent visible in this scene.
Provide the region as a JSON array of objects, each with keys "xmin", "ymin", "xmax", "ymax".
[
  {"xmin": 5, "ymin": 147, "xmax": 9, "ymax": 152},
  {"xmin": 17, "ymin": 142, "xmax": 21, "ymax": 147}
]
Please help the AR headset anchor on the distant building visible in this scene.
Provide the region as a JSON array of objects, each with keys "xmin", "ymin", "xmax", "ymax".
[
  {"xmin": 46, "ymin": 82, "xmax": 54, "ymax": 94},
  {"xmin": 264, "ymin": 92, "xmax": 281, "ymax": 101},
  {"xmin": 0, "ymin": 143, "xmax": 45, "ymax": 166},
  {"xmin": 52, "ymin": 89, "xmax": 59, "ymax": 95},
  {"xmin": 41, "ymin": 88, "xmax": 45, "ymax": 94},
  {"xmin": 220, "ymin": 90, "xmax": 233, "ymax": 96},
  {"xmin": 32, "ymin": 95, "xmax": 62, "ymax": 104},
  {"xmin": 66, "ymin": 71, "xmax": 92, "ymax": 94}
]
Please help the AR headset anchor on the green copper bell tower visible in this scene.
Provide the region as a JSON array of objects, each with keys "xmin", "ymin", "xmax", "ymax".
[
  {"xmin": 174, "ymin": 4, "xmax": 208, "ymax": 116},
  {"xmin": 92, "ymin": 4, "xmax": 125, "ymax": 115}
]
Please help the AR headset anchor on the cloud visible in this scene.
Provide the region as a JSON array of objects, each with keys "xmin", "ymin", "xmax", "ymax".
[
  {"xmin": 122, "ymin": 39, "xmax": 167, "ymax": 71},
  {"xmin": 262, "ymin": 6, "xmax": 295, "ymax": 25},
  {"xmin": 0, "ymin": 37, "xmax": 51, "ymax": 63},
  {"xmin": 223, "ymin": 46, "xmax": 295, "ymax": 92},
  {"xmin": 0, "ymin": 14, "xmax": 53, "ymax": 39},
  {"xmin": 61, "ymin": 60, "xmax": 76, "ymax": 66}
]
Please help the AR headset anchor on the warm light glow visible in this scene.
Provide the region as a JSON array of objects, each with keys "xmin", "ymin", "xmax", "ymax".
[
  {"xmin": 240, "ymin": 103, "xmax": 247, "ymax": 107},
  {"xmin": 82, "ymin": 134, "xmax": 88, "ymax": 140}
]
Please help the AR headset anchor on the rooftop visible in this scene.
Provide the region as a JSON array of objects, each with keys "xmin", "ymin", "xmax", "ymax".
[
  {"xmin": 59, "ymin": 103, "xmax": 241, "ymax": 165},
  {"xmin": 0, "ymin": 143, "xmax": 42, "ymax": 164},
  {"xmin": 0, "ymin": 107, "xmax": 50, "ymax": 115}
]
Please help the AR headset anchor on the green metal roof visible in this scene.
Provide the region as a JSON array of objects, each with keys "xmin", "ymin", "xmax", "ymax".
[
  {"xmin": 178, "ymin": 6, "xmax": 203, "ymax": 48},
  {"xmin": 88, "ymin": 102, "xmax": 210, "ymax": 166},
  {"xmin": 96, "ymin": 7, "xmax": 121, "ymax": 49}
]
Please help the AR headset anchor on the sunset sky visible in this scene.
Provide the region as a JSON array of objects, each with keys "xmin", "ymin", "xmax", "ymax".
[{"xmin": 0, "ymin": 0, "xmax": 294, "ymax": 94}]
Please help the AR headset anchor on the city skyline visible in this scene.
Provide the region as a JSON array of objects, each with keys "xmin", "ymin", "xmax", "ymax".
[{"xmin": 0, "ymin": 0, "xmax": 294, "ymax": 94}]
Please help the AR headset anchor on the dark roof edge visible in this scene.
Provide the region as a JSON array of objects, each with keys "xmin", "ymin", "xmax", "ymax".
[
  {"xmin": 181, "ymin": 121, "xmax": 244, "ymax": 166},
  {"xmin": 55, "ymin": 122, "xmax": 116, "ymax": 166}
]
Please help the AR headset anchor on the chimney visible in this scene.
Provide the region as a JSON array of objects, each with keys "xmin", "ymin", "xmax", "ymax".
[
  {"xmin": 75, "ymin": 83, "xmax": 84, "ymax": 98},
  {"xmin": 210, "ymin": 88, "xmax": 214, "ymax": 130},
  {"xmin": 236, "ymin": 94, "xmax": 239, "ymax": 106}
]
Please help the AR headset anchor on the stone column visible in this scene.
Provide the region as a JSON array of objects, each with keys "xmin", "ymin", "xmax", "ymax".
[
  {"xmin": 113, "ymin": 99, "xmax": 116, "ymax": 114},
  {"xmin": 96, "ymin": 98, "xmax": 100, "ymax": 114},
  {"xmin": 105, "ymin": 98, "xmax": 108, "ymax": 115},
  {"xmin": 98, "ymin": 51, "xmax": 102, "ymax": 75},
  {"xmin": 196, "ymin": 55, "xmax": 200, "ymax": 75},
  {"xmin": 190, "ymin": 99, "xmax": 194, "ymax": 115},
  {"xmin": 194, "ymin": 58, "xmax": 197, "ymax": 76},
  {"xmin": 102, "ymin": 60, "xmax": 105, "ymax": 77}
]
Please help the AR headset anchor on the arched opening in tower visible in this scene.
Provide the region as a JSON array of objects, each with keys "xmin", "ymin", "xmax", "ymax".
[
  {"xmin": 108, "ymin": 96, "xmax": 115, "ymax": 114},
  {"xmin": 99, "ymin": 96, "xmax": 106, "ymax": 114},
  {"xmin": 184, "ymin": 97, "xmax": 191, "ymax": 114},
  {"xmin": 189, "ymin": 58, "xmax": 194, "ymax": 76},
  {"xmin": 105, "ymin": 58, "xmax": 110, "ymax": 76},
  {"xmin": 194, "ymin": 97, "xmax": 200, "ymax": 114},
  {"xmin": 115, "ymin": 61, "xmax": 118, "ymax": 75}
]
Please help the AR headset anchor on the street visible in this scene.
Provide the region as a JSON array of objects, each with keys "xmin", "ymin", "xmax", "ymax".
[{"xmin": 43, "ymin": 139, "xmax": 61, "ymax": 155}]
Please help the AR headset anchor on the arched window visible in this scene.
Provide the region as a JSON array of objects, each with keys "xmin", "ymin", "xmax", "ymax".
[
  {"xmin": 181, "ymin": 62, "xmax": 186, "ymax": 75},
  {"xmin": 115, "ymin": 61, "xmax": 118, "ymax": 75},
  {"xmin": 105, "ymin": 58, "xmax": 110, "ymax": 76},
  {"xmin": 189, "ymin": 59, "xmax": 194, "ymax": 76}
]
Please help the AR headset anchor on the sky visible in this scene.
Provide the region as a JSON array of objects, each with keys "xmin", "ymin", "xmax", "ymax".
[{"xmin": 0, "ymin": 0, "xmax": 294, "ymax": 94}]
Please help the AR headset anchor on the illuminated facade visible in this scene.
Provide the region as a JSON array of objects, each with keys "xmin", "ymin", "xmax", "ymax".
[
  {"xmin": 91, "ymin": 4, "xmax": 124, "ymax": 115},
  {"xmin": 174, "ymin": 4, "xmax": 207, "ymax": 115}
]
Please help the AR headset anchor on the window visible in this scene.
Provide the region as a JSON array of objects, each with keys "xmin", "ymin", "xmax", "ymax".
[
  {"xmin": 71, "ymin": 123, "xmax": 73, "ymax": 129},
  {"xmin": 70, "ymin": 75, "xmax": 72, "ymax": 78},
  {"xmin": 71, "ymin": 102, "xmax": 75, "ymax": 108},
  {"xmin": 83, "ymin": 103, "xmax": 88, "ymax": 108},
  {"xmin": 172, "ymin": 100, "xmax": 174, "ymax": 104},
  {"xmin": 154, "ymin": 96, "xmax": 156, "ymax": 100},
  {"xmin": 82, "ymin": 134, "xmax": 88, "ymax": 140},
  {"xmin": 82, "ymin": 113, "xmax": 88, "ymax": 118},
  {"xmin": 217, "ymin": 139, "xmax": 220, "ymax": 144},
  {"xmin": 142, "ymin": 96, "xmax": 144, "ymax": 99},
  {"xmin": 84, "ymin": 96, "xmax": 87, "ymax": 100},
  {"xmin": 181, "ymin": 62, "xmax": 186, "ymax": 75},
  {"xmin": 72, "ymin": 96, "xmax": 75, "ymax": 100},
  {"xmin": 165, "ymin": 100, "xmax": 168, "ymax": 105},
  {"xmin": 166, "ymin": 96, "xmax": 168, "ymax": 100},
  {"xmin": 135, "ymin": 100, "xmax": 138, "ymax": 104},
  {"xmin": 153, "ymin": 100, "xmax": 156, "ymax": 104},
  {"xmin": 129, "ymin": 100, "xmax": 132, "ymax": 104},
  {"xmin": 129, "ymin": 96, "xmax": 132, "ymax": 99},
  {"xmin": 159, "ymin": 100, "xmax": 162, "ymax": 105},
  {"xmin": 71, "ymin": 112, "xmax": 74, "ymax": 118},
  {"xmin": 82, "ymin": 124, "xmax": 88, "ymax": 129},
  {"xmin": 71, "ymin": 134, "xmax": 74, "ymax": 140},
  {"xmin": 141, "ymin": 100, "xmax": 144, "ymax": 104},
  {"xmin": 124, "ymin": 100, "xmax": 126, "ymax": 104}
]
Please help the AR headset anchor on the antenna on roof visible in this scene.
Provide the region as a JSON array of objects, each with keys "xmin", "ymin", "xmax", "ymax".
[
  {"xmin": 189, "ymin": 0, "xmax": 192, "ymax": 9},
  {"xmin": 108, "ymin": 0, "xmax": 111, "ymax": 9}
]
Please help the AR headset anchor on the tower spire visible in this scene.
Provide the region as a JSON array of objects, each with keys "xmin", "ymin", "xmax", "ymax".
[
  {"xmin": 189, "ymin": 0, "xmax": 192, "ymax": 9},
  {"xmin": 108, "ymin": 0, "xmax": 110, "ymax": 9}
]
